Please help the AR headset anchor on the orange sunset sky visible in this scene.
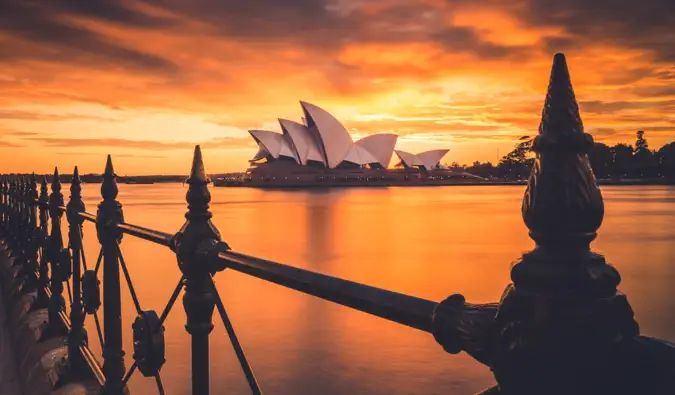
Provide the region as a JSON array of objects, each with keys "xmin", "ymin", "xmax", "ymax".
[{"xmin": 1, "ymin": 0, "xmax": 674, "ymax": 175}]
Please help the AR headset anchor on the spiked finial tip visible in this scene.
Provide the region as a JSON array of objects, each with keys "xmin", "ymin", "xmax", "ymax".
[
  {"xmin": 534, "ymin": 52, "xmax": 590, "ymax": 153},
  {"xmin": 189, "ymin": 145, "xmax": 208, "ymax": 183},
  {"xmin": 104, "ymin": 155, "xmax": 114, "ymax": 177},
  {"xmin": 54, "ymin": 167, "xmax": 59, "ymax": 177},
  {"xmin": 73, "ymin": 166, "xmax": 79, "ymax": 177}
]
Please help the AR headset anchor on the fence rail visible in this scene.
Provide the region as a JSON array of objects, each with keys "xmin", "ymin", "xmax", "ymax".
[{"xmin": 2, "ymin": 53, "xmax": 675, "ymax": 395}]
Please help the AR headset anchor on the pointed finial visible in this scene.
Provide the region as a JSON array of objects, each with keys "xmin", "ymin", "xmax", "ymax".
[
  {"xmin": 19, "ymin": 175, "xmax": 27, "ymax": 196},
  {"xmin": 521, "ymin": 53, "xmax": 603, "ymax": 249},
  {"xmin": 189, "ymin": 145, "xmax": 208, "ymax": 184},
  {"xmin": 67, "ymin": 166, "xmax": 85, "ymax": 224},
  {"xmin": 49, "ymin": 167, "xmax": 65, "ymax": 214},
  {"xmin": 70, "ymin": 166, "xmax": 82, "ymax": 200},
  {"xmin": 39, "ymin": 176, "xmax": 49, "ymax": 205},
  {"xmin": 101, "ymin": 155, "xmax": 118, "ymax": 201},
  {"xmin": 104, "ymin": 155, "xmax": 114, "ymax": 177},
  {"xmin": 51, "ymin": 167, "xmax": 62, "ymax": 193},
  {"xmin": 29, "ymin": 173, "xmax": 38, "ymax": 202},
  {"xmin": 185, "ymin": 145, "xmax": 212, "ymax": 221},
  {"xmin": 534, "ymin": 53, "xmax": 591, "ymax": 154}
]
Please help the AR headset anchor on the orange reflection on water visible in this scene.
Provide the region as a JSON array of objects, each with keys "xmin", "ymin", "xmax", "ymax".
[{"xmin": 72, "ymin": 184, "xmax": 675, "ymax": 395}]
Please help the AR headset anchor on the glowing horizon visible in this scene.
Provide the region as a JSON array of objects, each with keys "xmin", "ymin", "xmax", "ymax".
[{"xmin": 1, "ymin": 0, "xmax": 674, "ymax": 175}]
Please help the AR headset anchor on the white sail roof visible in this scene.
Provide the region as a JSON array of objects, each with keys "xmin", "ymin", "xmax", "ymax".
[
  {"xmin": 395, "ymin": 150, "xmax": 420, "ymax": 168},
  {"xmin": 248, "ymin": 130, "xmax": 298, "ymax": 162},
  {"xmin": 395, "ymin": 149, "xmax": 449, "ymax": 170},
  {"xmin": 278, "ymin": 119, "xmax": 325, "ymax": 166},
  {"xmin": 343, "ymin": 144, "xmax": 379, "ymax": 165},
  {"xmin": 417, "ymin": 149, "xmax": 449, "ymax": 170},
  {"xmin": 355, "ymin": 134, "xmax": 398, "ymax": 168},
  {"xmin": 300, "ymin": 101, "xmax": 354, "ymax": 168},
  {"xmin": 251, "ymin": 147, "xmax": 268, "ymax": 161}
]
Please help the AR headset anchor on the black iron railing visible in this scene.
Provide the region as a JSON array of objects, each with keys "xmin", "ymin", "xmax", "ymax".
[{"xmin": 1, "ymin": 53, "xmax": 675, "ymax": 395}]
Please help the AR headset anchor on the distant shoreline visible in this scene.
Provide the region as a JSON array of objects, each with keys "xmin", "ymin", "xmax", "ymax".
[{"xmin": 26, "ymin": 175, "xmax": 675, "ymax": 187}]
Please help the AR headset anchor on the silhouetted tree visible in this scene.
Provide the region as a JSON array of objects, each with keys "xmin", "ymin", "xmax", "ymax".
[
  {"xmin": 589, "ymin": 143, "xmax": 613, "ymax": 179},
  {"xmin": 610, "ymin": 143, "xmax": 634, "ymax": 178},
  {"xmin": 631, "ymin": 130, "xmax": 657, "ymax": 177},
  {"xmin": 657, "ymin": 142, "xmax": 675, "ymax": 178},
  {"xmin": 498, "ymin": 138, "xmax": 535, "ymax": 180}
]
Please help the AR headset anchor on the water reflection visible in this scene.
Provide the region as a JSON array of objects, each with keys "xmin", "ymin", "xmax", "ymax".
[{"xmin": 71, "ymin": 184, "xmax": 675, "ymax": 395}]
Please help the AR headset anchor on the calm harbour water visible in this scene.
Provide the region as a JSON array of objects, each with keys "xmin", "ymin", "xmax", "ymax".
[{"xmin": 74, "ymin": 184, "xmax": 675, "ymax": 395}]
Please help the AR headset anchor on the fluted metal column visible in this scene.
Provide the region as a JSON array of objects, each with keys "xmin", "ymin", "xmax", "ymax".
[{"xmin": 97, "ymin": 155, "xmax": 125, "ymax": 395}]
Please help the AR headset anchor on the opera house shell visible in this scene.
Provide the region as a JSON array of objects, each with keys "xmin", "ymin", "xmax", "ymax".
[
  {"xmin": 249, "ymin": 101, "xmax": 398, "ymax": 169},
  {"xmin": 241, "ymin": 101, "xmax": 483, "ymax": 186}
]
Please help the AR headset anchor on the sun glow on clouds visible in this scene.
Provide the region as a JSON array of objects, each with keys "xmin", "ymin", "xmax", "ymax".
[{"xmin": 1, "ymin": 0, "xmax": 675, "ymax": 174}]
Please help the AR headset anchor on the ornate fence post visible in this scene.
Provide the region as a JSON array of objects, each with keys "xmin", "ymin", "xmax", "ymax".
[
  {"xmin": 97, "ymin": 155, "xmax": 125, "ymax": 395},
  {"xmin": 174, "ymin": 146, "xmax": 222, "ymax": 395},
  {"xmin": 48, "ymin": 168, "xmax": 65, "ymax": 325},
  {"xmin": 20, "ymin": 176, "xmax": 29, "ymax": 256},
  {"xmin": 23, "ymin": 174, "xmax": 40, "ymax": 293},
  {"xmin": 8, "ymin": 177, "xmax": 18, "ymax": 250},
  {"xmin": 0, "ymin": 175, "xmax": 6, "ymax": 235},
  {"xmin": 1, "ymin": 176, "xmax": 5, "ymax": 232},
  {"xmin": 7, "ymin": 178, "xmax": 14, "ymax": 244},
  {"xmin": 67, "ymin": 166, "xmax": 86, "ymax": 370},
  {"xmin": 489, "ymin": 54, "xmax": 639, "ymax": 394},
  {"xmin": 37, "ymin": 177, "xmax": 50, "ymax": 303}
]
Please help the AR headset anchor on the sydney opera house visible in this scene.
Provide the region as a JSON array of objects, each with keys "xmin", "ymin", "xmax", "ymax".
[{"xmin": 234, "ymin": 101, "xmax": 484, "ymax": 187}]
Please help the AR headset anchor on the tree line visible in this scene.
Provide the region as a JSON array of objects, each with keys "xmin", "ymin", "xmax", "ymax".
[{"xmin": 449, "ymin": 131, "xmax": 675, "ymax": 181}]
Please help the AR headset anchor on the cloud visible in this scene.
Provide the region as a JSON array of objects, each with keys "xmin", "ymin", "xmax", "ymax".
[
  {"xmin": 25, "ymin": 136, "xmax": 254, "ymax": 150},
  {"xmin": 56, "ymin": 151, "xmax": 168, "ymax": 159},
  {"xmin": 527, "ymin": 0, "xmax": 675, "ymax": 63},
  {"xmin": 0, "ymin": 1, "xmax": 179, "ymax": 73},
  {"xmin": 0, "ymin": 109, "xmax": 119, "ymax": 122},
  {"xmin": 432, "ymin": 26, "xmax": 532, "ymax": 59},
  {"xmin": 580, "ymin": 100, "xmax": 675, "ymax": 114},
  {"xmin": 589, "ymin": 127, "xmax": 618, "ymax": 137},
  {"xmin": 0, "ymin": 141, "xmax": 23, "ymax": 147}
]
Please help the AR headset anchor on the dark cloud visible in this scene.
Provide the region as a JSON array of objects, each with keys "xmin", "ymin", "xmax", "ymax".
[
  {"xmin": 0, "ymin": 1, "xmax": 179, "ymax": 73},
  {"xmin": 41, "ymin": 1, "xmax": 176, "ymax": 27},
  {"xmin": 655, "ymin": 68, "xmax": 675, "ymax": 80},
  {"xmin": 432, "ymin": 26, "xmax": 531, "ymax": 59},
  {"xmin": 528, "ymin": 0, "xmax": 675, "ymax": 62}
]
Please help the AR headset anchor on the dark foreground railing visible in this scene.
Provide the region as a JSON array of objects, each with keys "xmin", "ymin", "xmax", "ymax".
[{"xmin": 2, "ymin": 53, "xmax": 675, "ymax": 395}]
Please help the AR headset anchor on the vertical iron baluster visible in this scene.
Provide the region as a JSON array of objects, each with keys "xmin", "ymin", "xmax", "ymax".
[
  {"xmin": 0, "ymin": 176, "xmax": 6, "ymax": 232},
  {"xmin": 49, "ymin": 168, "xmax": 65, "ymax": 325},
  {"xmin": 0, "ymin": 176, "xmax": 5, "ymax": 233},
  {"xmin": 67, "ymin": 166, "xmax": 86, "ymax": 370},
  {"xmin": 37, "ymin": 177, "xmax": 50, "ymax": 304},
  {"xmin": 25, "ymin": 174, "xmax": 39, "ymax": 293},
  {"xmin": 175, "ymin": 146, "xmax": 222, "ymax": 395},
  {"xmin": 97, "ymin": 155, "xmax": 125, "ymax": 395}
]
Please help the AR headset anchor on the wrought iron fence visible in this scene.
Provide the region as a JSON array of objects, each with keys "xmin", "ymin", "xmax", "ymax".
[{"xmin": 1, "ymin": 53, "xmax": 675, "ymax": 395}]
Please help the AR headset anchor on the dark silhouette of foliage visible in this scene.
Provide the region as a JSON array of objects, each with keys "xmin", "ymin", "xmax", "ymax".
[{"xmin": 464, "ymin": 131, "xmax": 675, "ymax": 181}]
